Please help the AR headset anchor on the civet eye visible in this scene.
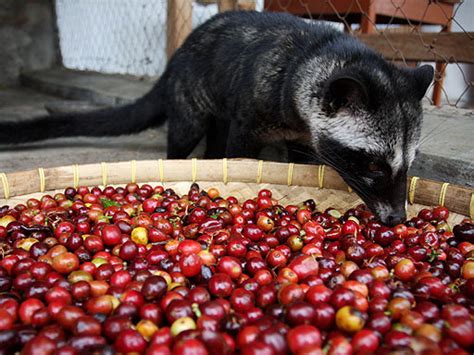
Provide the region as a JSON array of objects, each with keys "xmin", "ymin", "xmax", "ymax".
[{"xmin": 368, "ymin": 162, "xmax": 381, "ymax": 172}]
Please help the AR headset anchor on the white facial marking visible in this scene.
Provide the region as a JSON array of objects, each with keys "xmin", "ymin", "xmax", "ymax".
[
  {"xmin": 308, "ymin": 112, "xmax": 384, "ymax": 152},
  {"xmin": 406, "ymin": 144, "xmax": 418, "ymax": 167},
  {"xmin": 390, "ymin": 141, "xmax": 404, "ymax": 176},
  {"xmin": 373, "ymin": 202, "xmax": 394, "ymax": 221}
]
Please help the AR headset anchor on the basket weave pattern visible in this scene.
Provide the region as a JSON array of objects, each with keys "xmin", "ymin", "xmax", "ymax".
[{"xmin": 0, "ymin": 159, "xmax": 472, "ymax": 223}]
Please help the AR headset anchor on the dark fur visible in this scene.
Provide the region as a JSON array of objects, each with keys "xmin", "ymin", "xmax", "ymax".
[{"xmin": 0, "ymin": 11, "xmax": 433, "ymax": 224}]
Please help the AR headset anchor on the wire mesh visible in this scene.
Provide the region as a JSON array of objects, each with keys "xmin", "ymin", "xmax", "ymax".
[
  {"xmin": 55, "ymin": 0, "xmax": 472, "ymax": 108},
  {"xmin": 56, "ymin": 0, "xmax": 167, "ymax": 77},
  {"xmin": 55, "ymin": 0, "xmax": 226, "ymax": 77}
]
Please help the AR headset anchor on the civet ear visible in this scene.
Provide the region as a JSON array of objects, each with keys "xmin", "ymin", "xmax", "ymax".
[
  {"xmin": 323, "ymin": 74, "xmax": 369, "ymax": 113},
  {"xmin": 413, "ymin": 65, "xmax": 434, "ymax": 100}
]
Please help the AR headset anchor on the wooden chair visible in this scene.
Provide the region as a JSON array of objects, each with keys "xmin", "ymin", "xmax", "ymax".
[{"xmin": 264, "ymin": 0, "xmax": 461, "ymax": 106}]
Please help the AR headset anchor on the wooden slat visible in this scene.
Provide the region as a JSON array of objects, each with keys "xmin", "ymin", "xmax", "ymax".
[
  {"xmin": 264, "ymin": 0, "xmax": 368, "ymax": 16},
  {"xmin": 264, "ymin": 0, "xmax": 457, "ymax": 25},
  {"xmin": 374, "ymin": 0, "xmax": 455, "ymax": 25},
  {"xmin": 218, "ymin": 0, "xmax": 237, "ymax": 12},
  {"xmin": 166, "ymin": 0, "xmax": 192, "ymax": 59},
  {"xmin": 218, "ymin": 0, "xmax": 256, "ymax": 12},
  {"xmin": 237, "ymin": 0, "xmax": 256, "ymax": 11},
  {"xmin": 360, "ymin": 1, "xmax": 376, "ymax": 33},
  {"xmin": 357, "ymin": 32, "xmax": 474, "ymax": 63}
]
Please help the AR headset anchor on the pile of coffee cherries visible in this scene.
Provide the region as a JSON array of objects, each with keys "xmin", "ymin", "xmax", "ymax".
[{"xmin": 0, "ymin": 183, "xmax": 472, "ymax": 354}]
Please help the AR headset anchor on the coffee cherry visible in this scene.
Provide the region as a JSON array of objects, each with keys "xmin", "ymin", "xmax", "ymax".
[
  {"xmin": 0, "ymin": 183, "xmax": 471, "ymax": 353},
  {"xmin": 287, "ymin": 325, "xmax": 321, "ymax": 353},
  {"xmin": 335, "ymin": 306, "xmax": 366, "ymax": 333},
  {"xmin": 171, "ymin": 317, "xmax": 196, "ymax": 336},
  {"xmin": 114, "ymin": 329, "xmax": 147, "ymax": 354}
]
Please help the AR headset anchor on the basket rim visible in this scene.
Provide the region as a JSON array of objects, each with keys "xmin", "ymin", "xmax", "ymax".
[{"xmin": 0, "ymin": 158, "xmax": 472, "ymax": 218}]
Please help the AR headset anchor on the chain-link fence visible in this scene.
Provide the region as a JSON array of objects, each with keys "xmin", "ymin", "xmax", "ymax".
[
  {"xmin": 55, "ymin": 0, "xmax": 248, "ymax": 78},
  {"xmin": 55, "ymin": 0, "xmax": 472, "ymax": 108}
]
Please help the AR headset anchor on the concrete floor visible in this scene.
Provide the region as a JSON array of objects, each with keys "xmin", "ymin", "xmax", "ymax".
[
  {"xmin": 0, "ymin": 88, "xmax": 170, "ymax": 172},
  {"xmin": 0, "ymin": 68, "xmax": 472, "ymax": 187}
]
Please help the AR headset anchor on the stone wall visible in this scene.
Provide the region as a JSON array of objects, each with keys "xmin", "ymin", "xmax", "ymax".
[{"xmin": 0, "ymin": 0, "xmax": 58, "ymax": 86}]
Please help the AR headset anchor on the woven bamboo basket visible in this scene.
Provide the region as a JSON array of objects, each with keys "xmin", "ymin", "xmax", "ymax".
[{"xmin": 0, "ymin": 159, "xmax": 472, "ymax": 224}]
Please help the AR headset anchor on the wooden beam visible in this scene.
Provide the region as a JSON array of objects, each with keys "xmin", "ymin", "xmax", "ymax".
[
  {"xmin": 432, "ymin": 22, "xmax": 452, "ymax": 106},
  {"xmin": 264, "ymin": 0, "xmax": 457, "ymax": 26},
  {"xmin": 374, "ymin": 0, "xmax": 456, "ymax": 26},
  {"xmin": 237, "ymin": 0, "xmax": 256, "ymax": 11},
  {"xmin": 218, "ymin": 0, "xmax": 255, "ymax": 12},
  {"xmin": 167, "ymin": 0, "xmax": 193, "ymax": 60},
  {"xmin": 360, "ymin": 1, "xmax": 376, "ymax": 34},
  {"xmin": 218, "ymin": 0, "xmax": 237, "ymax": 12},
  {"xmin": 264, "ymin": 0, "xmax": 368, "ymax": 16},
  {"xmin": 356, "ymin": 32, "xmax": 474, "ymax": 64}
]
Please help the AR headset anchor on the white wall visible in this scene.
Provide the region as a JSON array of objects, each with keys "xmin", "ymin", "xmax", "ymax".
[{"xmin": 56, "ymin": 0, "xmax": 264, "ymax": 77}]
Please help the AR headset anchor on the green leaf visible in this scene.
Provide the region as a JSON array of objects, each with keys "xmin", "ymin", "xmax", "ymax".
[
  {"xmin": 169, "ymin": 217, "xmax": 180, "ymax": 227},
  {"xmin": 100, "ymin": 198, "xmax": 121, "ymax": 208},
  {"xmin": 428, "ymin": 249, "xmax": 440, "ymax": 262}
]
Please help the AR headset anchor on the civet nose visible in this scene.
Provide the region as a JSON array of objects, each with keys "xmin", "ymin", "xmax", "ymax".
[{"xmin": 384, "ymin": 212, "xmax": 406, "ymax": 226}]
